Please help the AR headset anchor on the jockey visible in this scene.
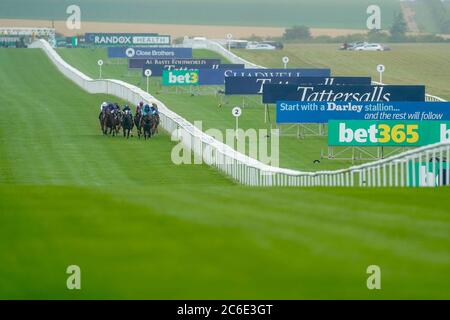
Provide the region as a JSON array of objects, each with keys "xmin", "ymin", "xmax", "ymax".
[
  {"xmin": 142, "ymin": 104, "xmax": 151, "ymax": 117},
  {"xmin": 136, "ymin": 101, "xmax": 144, "ymax": 115},
  {"xmin": 123, "ymin": 104, "xmax": 132, "ymax": 114},
  {"xmin": 150, "ymin": 103, "xmax": 159, "ymax": 115},
  {"xmin": 107, "ymin": 103, "xmax": 116, "ymax": 114},
  {"xmin": 100, "ymin": 102, "xmax": 108, "ymax": 112}
]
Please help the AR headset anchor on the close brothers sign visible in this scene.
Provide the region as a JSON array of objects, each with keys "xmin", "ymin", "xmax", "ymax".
[{"xmin": 108, "ymin": 47, "xmax": 192, "ymax": 59}]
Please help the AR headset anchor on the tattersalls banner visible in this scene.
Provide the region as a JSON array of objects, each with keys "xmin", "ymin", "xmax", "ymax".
[{"xmin": 262, "ymin": 84, "xmax": 426, "ymax": 104}]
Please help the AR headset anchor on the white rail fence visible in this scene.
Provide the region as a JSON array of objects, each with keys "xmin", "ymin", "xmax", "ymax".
[{"xmin": 31, "ymin": 39, "xmax": 449, "ymax": 187}]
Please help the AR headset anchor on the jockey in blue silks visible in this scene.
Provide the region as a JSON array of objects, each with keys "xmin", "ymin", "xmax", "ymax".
[{"xmin": 142, "ymin": 104, "xmax": 151, "ymax": 117}]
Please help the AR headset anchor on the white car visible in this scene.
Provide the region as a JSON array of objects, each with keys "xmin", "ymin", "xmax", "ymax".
[
  {"xmin": 354, "ymin": 43, "xmax": 384, "ymax": 51},
  {"xmin": 246, "ymin": 43, "xmax": 276, "ymax": 50}
]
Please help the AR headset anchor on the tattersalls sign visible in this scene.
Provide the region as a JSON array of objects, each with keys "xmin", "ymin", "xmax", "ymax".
[{"xmin": 262, "ymin": 84, "xmax": 426, "ymax": 104}]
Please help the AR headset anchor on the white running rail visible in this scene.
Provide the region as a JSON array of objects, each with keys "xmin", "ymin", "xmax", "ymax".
[{"xmin": 31, "ymin": 39, "xmax": 450, "ymax": 187}]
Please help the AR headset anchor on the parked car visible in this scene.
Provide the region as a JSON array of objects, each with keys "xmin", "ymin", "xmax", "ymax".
[
  {"xmin": 245, "ymin": 41, "xmax": 259, "ymax": 49},
  {"xmin": 228, "ymin": 39, "xmax": 249, "ymax": 49},
  {"xmin": 261, "ymin": 41, "xmax": 284, "ymax": 50},
  {"xmin": 354, "ymin": 43, "xmax": 384, "ymax": 51},
  {"xmin": 246, "ymin": 42, "xmax": 276, "ymax": 50},
  {"xmin": 346, "ymin": 42, "xmax": 368, "ymax": 50}
]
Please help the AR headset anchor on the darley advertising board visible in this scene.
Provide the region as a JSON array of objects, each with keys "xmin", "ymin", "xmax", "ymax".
[
  {"xmin": 107, "ymin": 47, "xmax": 192, "ymax": 59},
  {"xmin": 276, "ymin": 101, "xmax": 450, "ymax": 124},
  {"xmin": 328, "ymin": 120, "xmax": 450, "ymax": 146},
  {"xmin": 225, "ymin": 76, "xmax": 372, "ymax": 95},
  {"xmin": 85, "ymin": 33, "xmax": 171, "ymax": 46},
  {"xmin": 263, "ymin": 84, "xmax": 426, "ymax": 104}
]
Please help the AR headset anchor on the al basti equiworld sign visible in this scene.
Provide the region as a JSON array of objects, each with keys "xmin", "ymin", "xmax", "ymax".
[{"xmin": 328, "ymin": 120, "xmax": 450, "ymax": 146}]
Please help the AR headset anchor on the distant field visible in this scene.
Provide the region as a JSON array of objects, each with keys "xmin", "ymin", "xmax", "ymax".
[
  {"xmin": 0, "ymin": 0, "xmax": 398, "ymax": 29},
  {"xmin": 234, "ymin": 43, "xmax": 450, "ymax": 100},
  {"xmin": 1, "ymin": 48, "xmax": 450, "ymax": 299}
]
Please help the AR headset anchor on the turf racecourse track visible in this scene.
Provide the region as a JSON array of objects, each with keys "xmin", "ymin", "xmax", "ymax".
[{"xmin": 0, "ymin": 48, "xmax": 449, "ymax": 299}]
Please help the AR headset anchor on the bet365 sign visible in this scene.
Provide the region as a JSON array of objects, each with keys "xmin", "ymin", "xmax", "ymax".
[
  {"xmin": 162, "ymin": 70, "xmax": 199, "ymax": 86},
  {"xmin": 328, "ymin": 120, "xmax": 450, "ymax": 146}
]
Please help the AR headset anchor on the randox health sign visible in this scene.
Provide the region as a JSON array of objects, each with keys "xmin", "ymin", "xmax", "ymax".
[
  {"xmin": 162, "ymin": 70, "xmax": 199, "ymax": 86},
  {"xmin": 328, "ymin": 120, "xmax": 450, "ymax": 146},
  {"xmin": 85, "ymin": 33, "xmax": 171, "ymax": 46}
]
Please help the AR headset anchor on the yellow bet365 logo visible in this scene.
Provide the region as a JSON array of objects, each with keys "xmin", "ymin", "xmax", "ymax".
[
  {"xmin": 378, "ymin": 124, "xmax": 419, "ymax": 144},
  {"xmin": 189, "ymin": 72, "xmax": 198, "ymax": 84}
]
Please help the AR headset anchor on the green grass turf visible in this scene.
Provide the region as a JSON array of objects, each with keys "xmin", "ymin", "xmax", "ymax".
[
  {"xmin": 1, "ymin": 48, "xmax": 449, "ymax": 299},
  {"xmin": 0, "ymin": 0, "xmax": 398, "ymax": 29}
]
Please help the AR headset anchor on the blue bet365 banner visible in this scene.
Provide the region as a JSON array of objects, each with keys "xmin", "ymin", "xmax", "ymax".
[
  {"xmin": 107, "ymin": 47, "xmax": 192, "ymax": 59},
  {"xmin": 263, "ymin": 84, "xmax": 426, "ymax": 104},
  {"xmin": 225, "ymin": 76, "xmax": 372, "ymax": 95},
  {"xmin": 276, "ymin": 101, "xmax": 450, "ymax": 124},
  {"xmin": 199, "ymin": 68, "xmax": 331, "ymax": 86}
]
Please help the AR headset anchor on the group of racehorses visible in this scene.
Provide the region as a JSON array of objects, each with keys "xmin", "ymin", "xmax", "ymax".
[{"xmin": 98, "ymin": 102, "xmax": 160, "ymax": 140}]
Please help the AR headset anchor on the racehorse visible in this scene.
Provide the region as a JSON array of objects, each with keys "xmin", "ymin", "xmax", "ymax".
[
  {"xmin": 103, "ymin": 110, "xmax": 116, "ymax": 136},
  {"xmin": 140, "ymin": 113, "xmax": 155, "ymax": 140},
  {"xmin": 134, "ymin": 112, "xmax": 142, "ymax": 139},
  {"xmin": 122, "ymin": 110, "xmax": 134, "ymax": 139},
  {"xmin": 152, "ymin": 113, "xmax": 160, "ymax": 136},
  {"xmin": 99, "ymin": 109, "xmax": 107, "ymax": 134},
  {"xmin": 113, "ymin": 109, "xmax": 122, "ymax": 134}
]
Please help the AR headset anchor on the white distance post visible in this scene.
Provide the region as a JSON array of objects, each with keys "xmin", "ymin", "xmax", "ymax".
[
  {"xmin": 232, "ymin": 106, "xmax": 242, "ymax": 138},
  {"xmin": 97, "ymin": 59, "xmax": 104, "ymax": 79},
  {"xmin": 377, "ymin": 64, "xmax": 385, "ymax": 84},
  {"xmin": 282, "ymin": 56, "xmax": 289, "ymax": 69},
  {"xmin": 227, "ymin": 33, "xmax": 233, "ymax": 52},
  {"xmin": 144, "ymin": 69, "xmax": 152, "ymax": 93}
]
